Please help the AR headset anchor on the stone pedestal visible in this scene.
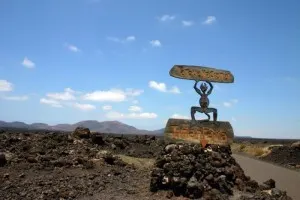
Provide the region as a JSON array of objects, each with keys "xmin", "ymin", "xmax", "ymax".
[{"xmin": 164, "ymin": 118, "xmax": 234, "ymax": 146}]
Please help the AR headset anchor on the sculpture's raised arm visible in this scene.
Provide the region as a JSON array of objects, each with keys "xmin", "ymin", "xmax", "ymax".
[
  {"xmin": 194, "ymin": 80, "xmax": 203, "ymax": 96},
  {"xmin": 206, "ymin": 81, "xmax": 213, "ymax": 95}
]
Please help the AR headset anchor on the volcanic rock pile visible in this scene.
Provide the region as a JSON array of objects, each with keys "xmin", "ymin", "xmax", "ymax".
[
  {"xmin": 150, "ymin": 143, "xmax": 292, "ymax": 199},
  {"xmin": 0, "ymin": 128, "xmax": 165, "ymax": 200},
  {"xmin": 262, "ymin": 141, "xmax": 300, "ymax": 169}
]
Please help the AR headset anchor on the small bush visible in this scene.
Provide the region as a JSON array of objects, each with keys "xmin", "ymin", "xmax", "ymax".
[
  {"xmin": 239, "ymin": 144, "xmax": 246, "ymax": 151},
  {"xmin": 254, "ymin": 148, "xmax": 265, "ymax": 157}
]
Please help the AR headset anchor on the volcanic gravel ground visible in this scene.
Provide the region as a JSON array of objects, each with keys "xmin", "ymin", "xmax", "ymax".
[
  {"xmin": 0, "ymin": 128, "xmax": 294, "ymax": 200},
  {"xmin": 0, "ymin": 129, "xmax": 170, "ymax": 200},
  {"xmin": 261, "ymin": 145, "xmax": 300, "ymax": 170},
  {"xmin": 233, "ymin": 138, "xmax": 298, "ymax": 145}
]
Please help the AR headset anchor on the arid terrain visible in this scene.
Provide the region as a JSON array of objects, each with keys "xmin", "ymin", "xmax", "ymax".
[
  {"xmin": 0, "ymin": 127, "xmax": 298, "ymax": 200},
  {"xmin": 231, "ymin": 138, "xmax": 300, "ymax": 171}
]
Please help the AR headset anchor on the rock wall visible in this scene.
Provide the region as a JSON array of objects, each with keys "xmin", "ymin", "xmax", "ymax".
[{"xmin": 150, "ymin": 143, "xmax": 292, "ymax": 199}]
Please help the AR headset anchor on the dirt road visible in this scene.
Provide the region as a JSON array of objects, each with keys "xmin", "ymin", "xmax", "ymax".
[{"xmin": 233, "ymin": 154, "xmax": 300, "ymax": 200}]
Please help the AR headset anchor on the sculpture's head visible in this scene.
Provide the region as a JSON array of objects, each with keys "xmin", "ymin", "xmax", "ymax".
[{"xmin": 200, "ymin": 82, "xmax": 208, "ymax": 93}]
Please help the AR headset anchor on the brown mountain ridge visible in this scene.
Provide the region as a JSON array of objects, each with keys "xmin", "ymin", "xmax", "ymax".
[{"xmin": 0, "ymin": 120, "xmax": 164, "ymax": 135}]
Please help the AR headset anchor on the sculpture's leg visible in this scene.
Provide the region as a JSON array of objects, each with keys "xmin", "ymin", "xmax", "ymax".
[
  {"xmin": 191, "ymin": 106, "xmax": 197, "ymax": 122},
  {"xmin": 204, "ymin": 112, "xmax": 210, "ymax": 121},
  {"xmin": 205, "ymin": 108, "xmax": 218, "ymax": 123},
  {"xmin": 191, "ymin": 106, "xmax": 203, "ymax": 124},
  {"xmin": 213, "ymin": 109, "xmax": 218, "ymax": 122}
]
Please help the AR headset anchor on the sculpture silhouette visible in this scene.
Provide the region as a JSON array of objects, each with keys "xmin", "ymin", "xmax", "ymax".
[{"xmin": 191, "ymin": 80, "xmax": 218, "ymax": 123}]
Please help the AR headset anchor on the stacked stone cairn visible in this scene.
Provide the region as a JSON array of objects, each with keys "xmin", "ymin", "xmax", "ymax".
[{"xmin": 150, "ymin": 143, "xmax": 292, "ymax": 199}]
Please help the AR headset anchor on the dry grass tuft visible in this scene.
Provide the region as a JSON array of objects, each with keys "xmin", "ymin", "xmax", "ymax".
[
  {"xmin": 252, "ymin": 148, "xmax": 266, "ymax": 157},
  {"xmin": 117, "ymin": 154, "xmax": 154, "ymax": 169},
  {"xmin": 231, "ymin": 143, "xmax": 271, "ymax": 157},
  {"xmin": 239, "ymin": 144, "xmax": 246, "ymax": 151}
]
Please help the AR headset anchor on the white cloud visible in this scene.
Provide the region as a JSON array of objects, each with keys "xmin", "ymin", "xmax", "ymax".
[
  {"xmin": 125, "ymin": 88, "xmax": 144, "ymax": 96},
  {"xmin": 203, "ymin": 16, "xmax": 216, "ymax": 25},
  {"xmin": 46, "ymin": 88, "xmax": 76, "ymax": 101},
  {"xmin": 106, "ymin": 111, "xmax": 157, "ymax": 119},
  {"xmin": 69, "ymin": 45, "xmax": 80, "ymax": 52},
  {"xmin": 231, "ymin": 99, "xmax": 239, "ymax": 103},
  {"xmin": 182, "ymin": 20, "xmax": 194, "ymax": 27},
  {"xmin": 126, "ymin": 36, "xmax": 136, "ymax": 41},
  {"xmin": 40, "ymin": 88, "xmax": 85, "ymax": 108},
  {"xmin": 132, "ymin": 100, "xmax": 139, "ymax": 104},
  {"xmin": 73, "ymin": 103, "xmax": 96, "ymax": 111},
  {"xmin": 158, "ymin": 14, "xmax": 175, "ymax": 22},
  {"xmin": 65, "ymin": 43, "xmax": 81, "ymax": 52},
  {"xmin": 231, "ymin": 117, "xmax": 237, "ymax": 122},
  {"xmin": 107, "ymin": 36, "xmax": 136, "ymax": 43},
  {"xmin": 149, "ymin": 81, "xmax": 167, "ymax": 92},
  {"xmin": 0, "ymin": 80, "xmax": 13, "ymax": 92},
  {"xmin": 102, "ymin": 105, "xmax": 112, "ymax": 111},
  {"xmin": 169, "ymin": 86, "xmax": 181, "ymax": 94},
  {"xmin": 83, "ymin": 88, "xmax": 143, "ymax": 102},
  {"xmin": 129, "ymin": 112, "xmax": 157, "ymax": 119},
  {"xmin": 223, "ymin": 102, "xmax": 232, "ymax": 107},
  {"xmin": 65, "ymin": 88, "xmax": 75, "ymax": 93},
  {"xmin": 149, "ymin": 81, "xmax": 181, "ymax": 94},
  {"xmin": 40, "ymin": 87, "xmax": 143, "ymax": 110},
  {"xmin": 171, "ymin": 114, "xmax": 189, "ymax": 119},
  {"xmin": 150, "ymin": 40, "xmax": 162, "ymax": 47},
  {"xmin": 2, "ymin": 95, "xmax": 28, "ymax": 101},
  {"xmin": 40, "ymin": 98, "xmax": 63, "ymax": 108},
  {"xmin": 128, "ymin": 105, "xmax": 142, "ymax": 112},
  {"xmin": 223, "ymin": 99, "xmax": 238, "ymax": 108},
  {"xmin": 21, "ymin": 57, "xmax": 35, "ymax": 68},
  {"xmin": 83, "ymin": 90, "xmax": 126, "ymax": 102}
]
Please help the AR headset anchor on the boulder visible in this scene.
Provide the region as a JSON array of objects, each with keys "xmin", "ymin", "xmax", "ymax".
[
  {"xmin": 291, "ymin": 141, "xmax": 300, "ymax": 149},
  {"xmin": 0, "ymin": 153, "xmax": 7, "ymax": 167},
  {"xmin": 91, "ymin": 133, "xmax": 105, "ymax": 145},
  {"xmin": 72, "ymin": 126, "xmax": 90, "ymax": 139}
]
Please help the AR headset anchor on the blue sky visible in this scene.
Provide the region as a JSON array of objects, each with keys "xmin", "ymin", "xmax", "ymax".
[{"xmin": 0, "ymin": 0, "xmax": 300, "ymax": 138}]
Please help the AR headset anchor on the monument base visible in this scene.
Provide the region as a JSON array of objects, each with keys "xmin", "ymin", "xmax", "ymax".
[{"xmin": 164, "ymin": 118, "xmax": 234, "ymax": 147}]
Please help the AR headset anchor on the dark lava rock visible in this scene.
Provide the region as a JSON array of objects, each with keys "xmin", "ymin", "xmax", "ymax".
[
  {"xmin": 261, "ymin": 145, "xmax": 300, "ymax": 169},
  {"xmin": 263, "ymin": 179, "xmax": 276, "ymax": 189},
  {"xmin": 291, "ymin": 141, "xmax": 300, "ymax": 149},
  {"xmin": 91, "ymin": 134, "xmax": 105, "ymax": 145},
  {"xmin": 0, "ymin": 153, "xmax": 7, "ymax": 167},
  {"xmin": 26, "ymin": 156, "xmax": 38, "ymax": 163},
  {"xmin": 72, "ymin": 126, "xmax": 91, "ymax": 139},
  {"xmin": 150, "ymin": 143, "xmax": 293, "ymax": 199}
]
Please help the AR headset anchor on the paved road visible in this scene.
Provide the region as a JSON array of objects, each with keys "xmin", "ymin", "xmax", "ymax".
[{"xmin": 233, "ymin": 154, "xmax": 300, "ymax": 200}]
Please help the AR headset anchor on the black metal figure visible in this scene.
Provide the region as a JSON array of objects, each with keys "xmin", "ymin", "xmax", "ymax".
[{"xmin": 191, "ymin": 80, "xmax": 218, "ymax": 123}]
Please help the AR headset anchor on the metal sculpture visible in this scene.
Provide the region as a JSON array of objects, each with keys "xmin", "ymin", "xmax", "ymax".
[
  {"xmin": 165, "ymin": 64, "xmax": 235, "ymax": 146},
  {"xmin": 191, "ymin": 80, "xmax": 217, "ymax": 124}
]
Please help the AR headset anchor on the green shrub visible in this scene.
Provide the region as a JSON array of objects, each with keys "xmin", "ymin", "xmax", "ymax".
[{"xmin": 239, "ymin": 144, "xmax": 246, "ymax": 151}]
